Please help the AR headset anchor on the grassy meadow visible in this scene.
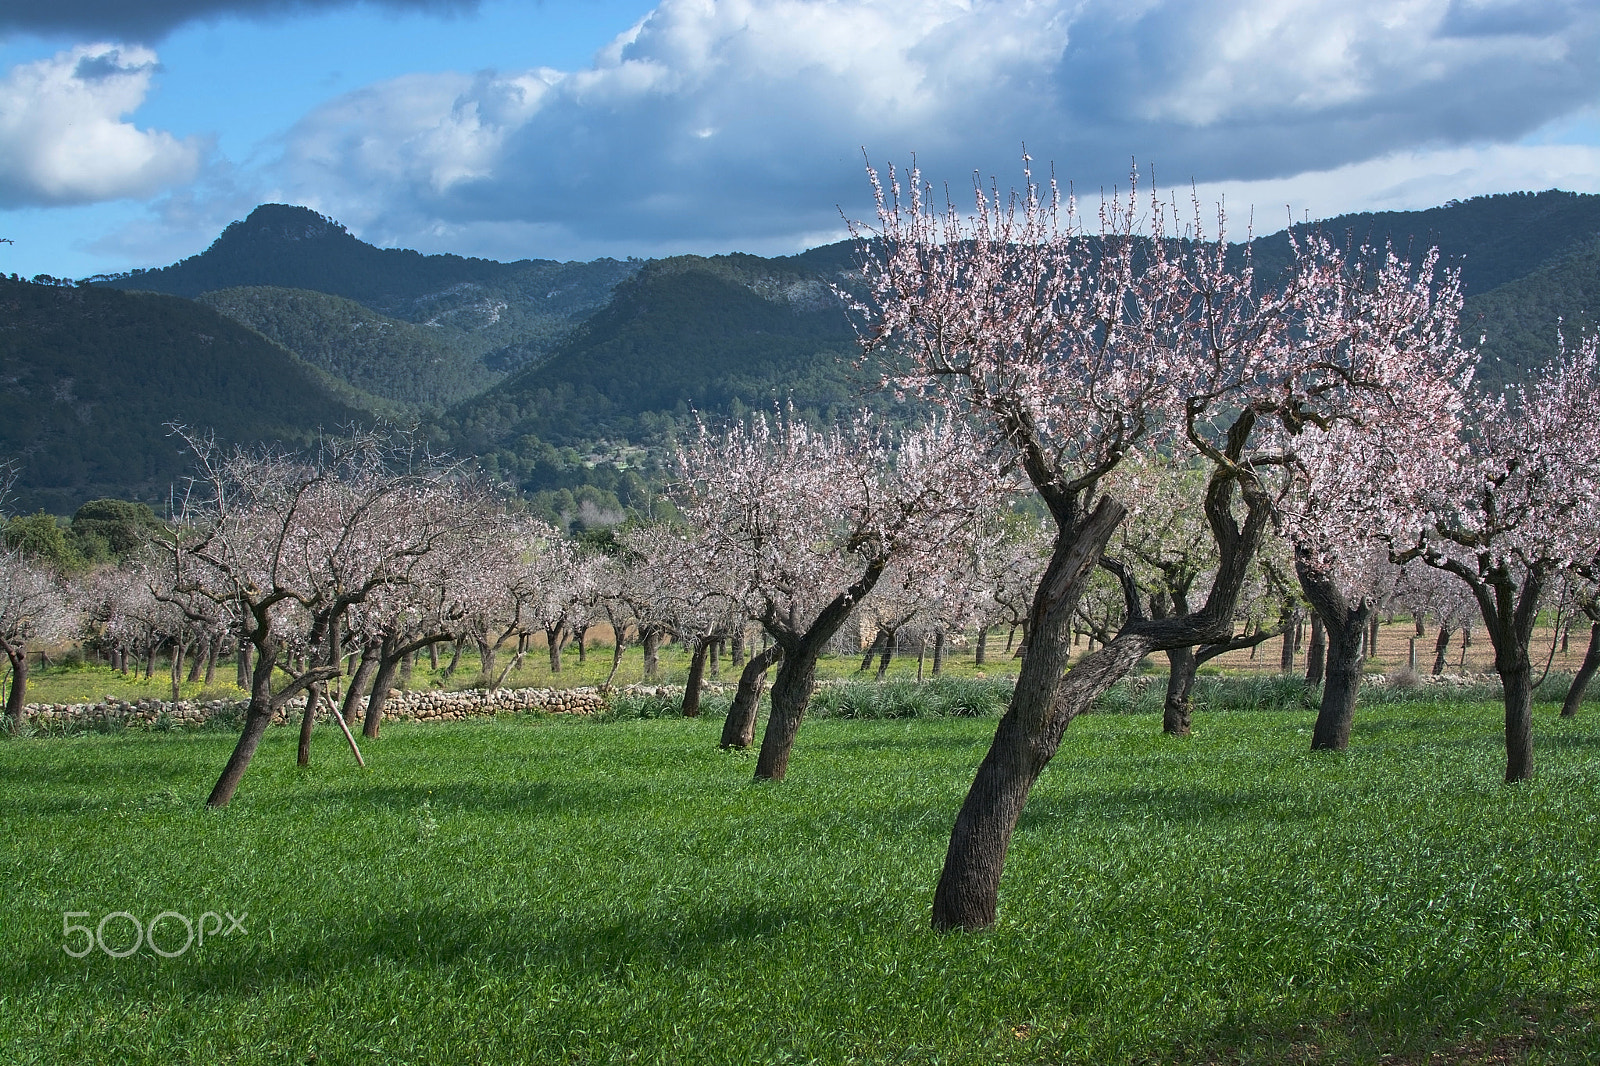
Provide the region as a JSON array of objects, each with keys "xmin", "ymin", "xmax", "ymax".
[{"xmin": 2, "ymin": 672, "xmax": 1598, "ymax": 1064}]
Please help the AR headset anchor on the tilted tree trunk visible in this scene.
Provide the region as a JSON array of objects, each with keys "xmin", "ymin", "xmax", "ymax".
[
  {"xmin": 3, "ymin": 640, "xmax": 26, "ymax": 725},
  {"xmin": 721, "ymin": 644, "xmax": 782, "ymax": 749},
  {"xmin": 208, "ymin": 632, "xmax": 281, "ymax": 807},
  {"xmin": 682, "ymin": 635, "xmax": 712, "ymax": 717},
  {"xmin": 975, "ymin": 626, "xmax": 990, "ymax": 667},
  {"xmin": 859, "ymin": 629, "xmax": 886, "ymax": 672},
  {"xmin": 875, "ymin": 628, "xmax": 897, "ymax": 680},
  {"xmin": 1296, "ymin": 555, "xmax": 1371, "ymax": 753},
  {"xmin": 755, "ymin": 561, "xmax": 891, "ymax": 782},
  {"xmin": 932, "ymin": 455, "xmax": 1278, "ymax": 932},
  {"xmin": 297, "ymin": 682, "xmax": 321, "ymax": 767},
  {"xmin": 1431, "ymin": 624, "xmax": 1454, "ymax": 675},
  {"xmin": 932, "ymin": 498, "xmax": 1129, "ymax": 930},
  {"xmin": 476, "ymin": 637, "xmax": 497, "ymax": 681},
  {"xmin": 362, "ymin": 633, "xmax": 450, "ymax": 739},
  {"xmin": 342, "ymin": 639, "xmax": 382, "ymax": 727},
  {"xmin": 1560, "ymin": 622, "xmax": 1600, "ymax": 719},
  {"xmin": 1305, "ymin": 613, "xmax": 1326, "ymax": 686}
]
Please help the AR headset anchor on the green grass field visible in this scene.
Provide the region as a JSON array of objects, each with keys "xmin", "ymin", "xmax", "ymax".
[{"xmin": 2, "ymin": 686, "xmax": 1597, "ymax": 1064}]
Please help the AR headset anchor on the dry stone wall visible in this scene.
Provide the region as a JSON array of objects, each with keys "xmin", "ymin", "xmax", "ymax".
[{"xmin": 20, "ymin": 685, "xmax": 609, "ymax": 731}]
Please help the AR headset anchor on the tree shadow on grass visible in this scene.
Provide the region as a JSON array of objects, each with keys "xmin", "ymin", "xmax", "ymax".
[
  {"xmin": 5, "ymin": 898, "xmax": 828, "ymax": 1002},
  {"xmin": 292, "ymin": 779, "xmax": 639, "ymax": 819},
  {"xmin": 1017, "ymin": 781, "xmax": 1324, "ymax": 831}
]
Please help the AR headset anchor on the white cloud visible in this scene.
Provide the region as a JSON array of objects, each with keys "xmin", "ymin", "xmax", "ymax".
[
  {"xmin": 261, "ymin": 0, "xmax": 1600, "ymax": 255},
  {"xmin": 0, "ymin": 44, "xmax": 204, "ymax": 207}
]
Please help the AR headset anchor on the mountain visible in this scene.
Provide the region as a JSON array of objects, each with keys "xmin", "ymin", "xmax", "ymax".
[
  {"xmin": 195, "ymin": 286, "xmax": 497, "ymax": 410},
  {"xmin": 95, "ymin": 204, "xmax": 642, "ymax": 384},
  {"xmin": 0, "ymin": 276, "xmax": 372, "ymax": 514},
  {"xmin": 7, "ymin": 191, "xmax": 1587, "ymax": 523}
]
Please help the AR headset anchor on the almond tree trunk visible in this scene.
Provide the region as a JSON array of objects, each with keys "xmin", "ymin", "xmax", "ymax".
[
  {"xmin": 721, "ymin": 644, "xmax": 782, "ymax": 749},
  {"xmin": 932, "ymin": 498, "xmax": 1127, "ymax": 930},
  {"xmin": 682, "ymin": 636, "xmax": 711, "ymax": 717},
  {"xmin": 2, "ymin": 640, "xmax": 27, "ymax": 725},
  {"xmin": 1305, "ymin": 613, "xmax": 1326, "ymax": 686},
  {"xmin": 208, "ymin": 632, "xmax": 279, "ymax": 808},
  {"xmin": 641, "ymin": 626, "xmax": 662, "ymax": 678},
  {"xmin": 297, "ymin": 683, "xmax": 320, "ymax": 767},
  {"xmin": 755, "ymin": 560, "xmax": 891, "ymax": 781},
  {"xmin": 1162, "ymin": 644, "xmax": 1197, "ymax": 736},
  {"xmin": 1297, "ymin": 552, "xmax": 1371, "ymax": 753},
  {"xmin": 1560, "ymin": 622, "xmax": 1599, "ymax": 719},
  {"xmin": 342, "ymin": 639, "xmax": 381, "ymax": 727}
]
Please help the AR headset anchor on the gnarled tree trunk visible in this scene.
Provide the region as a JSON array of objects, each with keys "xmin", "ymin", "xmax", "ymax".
[
  {"xmin": 1296, "ymin": 552, "xmax": 1371, "ymax": 753},
  {"xmin": 722, "ymin": 644, "xmax": 782, "ymax": 749}
]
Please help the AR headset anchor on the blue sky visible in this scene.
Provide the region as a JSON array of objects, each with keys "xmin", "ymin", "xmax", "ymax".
[{"xmin": 2, "ymin": 0, "xmax": 1598, "ymax": 280}]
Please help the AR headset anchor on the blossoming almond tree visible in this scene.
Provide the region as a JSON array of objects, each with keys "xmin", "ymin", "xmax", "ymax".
[
  {"xmin": 675, "ymin": 409, "xmax": 999, "ymax": 781},
  {"xmin": 853, "ymin": 160, "xmax": 1475, "ymax": 930},
  {"xmin": 0, "ymin": 545, "xmax": 72, "ymax": 723},
  {"xmin": 1403, "ymin": 334, "xmax": 1600, "ymax": 781},
  {"xmin": 170, "ymin": 429, "xmax": 491, "ymax": 806}
]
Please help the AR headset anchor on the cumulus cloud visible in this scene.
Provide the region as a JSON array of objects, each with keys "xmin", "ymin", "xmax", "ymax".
[
  {"xmin": 266, "ymin": 0, "xmax": 1600, "ymax": 257},
  {"xmin": 0, "ymin": 0, "xmax": 476, "ymax": 43},
  {"xmin": 0, "ymin": 44, "xmax": 205, "ymax": 207}
]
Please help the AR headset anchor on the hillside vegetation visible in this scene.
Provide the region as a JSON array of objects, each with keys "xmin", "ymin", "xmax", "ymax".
[
  {"xmin": 0, "ymin": 277, "xmax": 371, "ymax": 513},
  {"xmin": 0, "ymin": 190, "xmax": 1587, "ymax": 517}
]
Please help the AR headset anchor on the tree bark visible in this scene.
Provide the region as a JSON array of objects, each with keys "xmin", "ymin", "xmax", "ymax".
[
  {"xmin": 875, "ymin": 628, "xmax": 896, "ymax": 680},
  {"xmin": 1431, "ymin": 625, "xmax": 1454, "ymax": 675},
  {"xmin": 546, "ymin": 625, "xmax": 565, "ymax": 673},
  {"xmin": 342, "ymin": 639, "xmax": 381, "ymax": 727},
  {"xmin": 1297, "ymin": 552, "xmax": 1371, "ymax": 753},
  {"xmin": 1305, "ymin": 613, "xmax": 1326, "ymax": 686},
  {"xmin": 932, "ymin": 497, "xmax": 1128, "ymax": 930},
  {"xmin": 754, "ymin": 559, "xmax": 892, "ymax": 781},
  {"xmin": 932, "ymin": 629, "xmax": 945, "ymax": 676},
  {"xmin": 721, "ymin": 644, "xmax": 782, "ymax": 749},
  {"xmin": 1162, "ymin": 644, "xmax": 1196, "ymax": 736},
  {"xmin": 1279, "ymin": 609, "xmax": 1298, "ymax": 673},
  {"xmin": 859, "ymin": 629, "xmax": 885, "ymax": 672},
  {"xmin": 1560, "ymin": 622, "xmax": 1600, "ymax": 719},
  {"xmin": 975, "ymin": 626, "xmax": 990, "ymax": 667},
  {"xmin": 641, "ymin": 626, "xmax": 661, "ymax": 678},
  {"xmin": 682, "ymin": 635, "xmax": 711, "ymax": 717},
  {"xmin": 208, "ymin": 629, "xmax": 280, "ymax": 807},
  {"xmin": 3, "ymin": 641, "xmax": 26, "ymax": 725},
  {"xmin": 297, "ymin": 683, "xmax": 320, "ymax": 767},
  {"xmin": 363, "ymin": 643, "xmax": 402, "ymax": 740}
]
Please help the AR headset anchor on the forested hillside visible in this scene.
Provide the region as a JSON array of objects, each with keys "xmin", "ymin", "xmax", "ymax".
[
  {"xmin": 196, "ymin": 286, "xmax": 498, "ymax": 410},
  {"xmin": 0, "ymin": 277, "xmax": 371, "ymax": 513},
  {"xmin": 98, "ymin": 204, "xmax": 642, "ymax": 382},
  {"xmin": 2, "ymin": 190, "xmax": 1590, "ymax": 521}
]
